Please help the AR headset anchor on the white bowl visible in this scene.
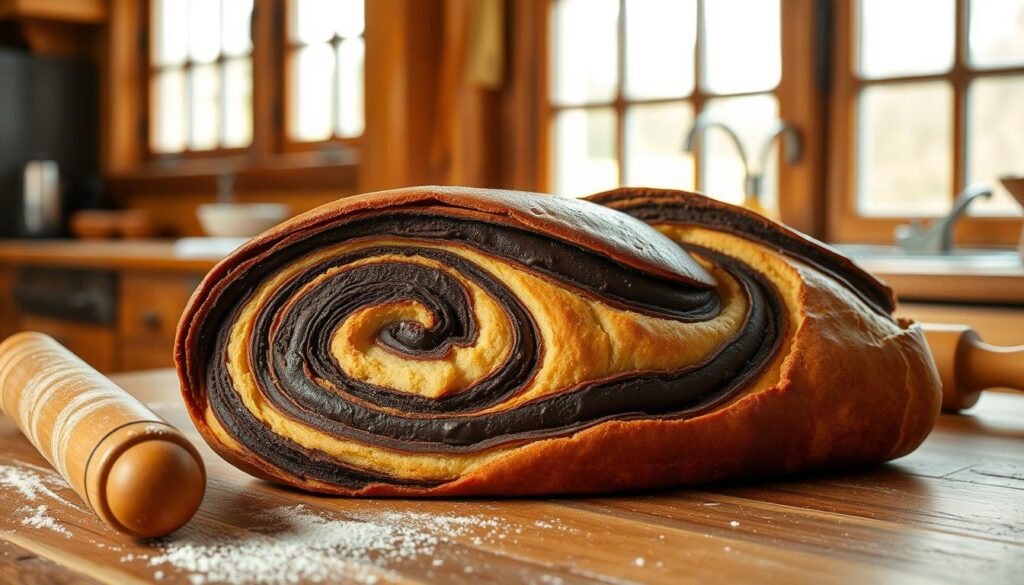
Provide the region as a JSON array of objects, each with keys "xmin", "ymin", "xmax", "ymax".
[{"xmin": 196, "ymin": 203, "xmax": 289, "ymax": 238}]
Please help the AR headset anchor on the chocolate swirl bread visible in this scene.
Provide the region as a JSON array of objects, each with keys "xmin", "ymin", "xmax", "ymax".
[{"xmin": 175, "ymin": 186, "xmax": 941, "ymax": 496}]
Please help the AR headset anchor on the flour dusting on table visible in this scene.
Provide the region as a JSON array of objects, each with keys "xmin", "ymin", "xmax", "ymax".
[
  {"xmin": 0, "ymin": 462, "xmax": 72, "ymax": 504},
  {"xmin": 19, "ymin": 504, "xmax": 71, "ymax": 537},
  {"xmin": 0, "ymin": 460, "xmax": 578, "ymax": 584},
  {"xmin": 131, "ymin": 504, "xmax": 573, "ymax": 585},
  {"xmin": 0, "ymin": 462, "xmax": 80, "ymax": 538}
]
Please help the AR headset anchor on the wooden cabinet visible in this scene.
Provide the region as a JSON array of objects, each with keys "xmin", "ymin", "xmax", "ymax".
[
  {"xmin": 117, "ymin": 272, "xmax": 201, "ymax": 371},
  {"xmin": 2, "ymin": 268, "xmax": 201, "ymax": 372},
  {"xmin": 18, "ymin": 314, "xmax": 117, "ymax": 372},
  {"xmin": 0, "ymin": 268, "xmax": 15, "ymax": 340}
]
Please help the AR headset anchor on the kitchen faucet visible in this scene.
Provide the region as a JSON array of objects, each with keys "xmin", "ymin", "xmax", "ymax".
[
  {"xmin": 894, "ymin": 184, "xmax": 993, "ymax": 254},
  {"xmin": 682, "ymin": 114, "xmax": 801, "ymax": 209}
]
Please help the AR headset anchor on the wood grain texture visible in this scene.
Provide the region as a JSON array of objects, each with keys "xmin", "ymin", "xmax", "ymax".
[
  {"xmin": 17, "ymin": 316, "xmax": 118, "ymax": 374},
  {"xmin": 1, "ymin": 369, "xmax": 1021, "ymax": 584},
  {"xmin": 0, "ymin": 336, "xmax": 204, "ymax": 537},
  {"xmin": 0, "ymin": 538, "xmax": 101, "ymax": 585},
  {"xmin": 0, "ymin": 240, "xmax": 216, "ymax": 273}
]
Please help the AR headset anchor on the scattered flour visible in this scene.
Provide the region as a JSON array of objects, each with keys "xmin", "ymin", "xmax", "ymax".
[
  {"xmin": 729, "ymin": 520, "xmax": 740, "ymax": 528},
  {"xmin": 129, "ymin": 505, "xmax": 571, "ymax": 585},
  {"xmin": 0, "ymin": 463, "xmax": 71, "ymax": 504},
  {"xmin": 0, "ymin": 462, "xmax": 578, "ymax": 585},
  {"xmin": 19, "ymin": 504, "xmax": 71, "ymax": 537},
  {"xmin": 0, "ymin": 462, "xmax": 80, "ymax": 538}
]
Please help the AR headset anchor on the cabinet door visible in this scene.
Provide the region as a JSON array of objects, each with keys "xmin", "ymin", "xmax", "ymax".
[
  {"xmin": 0, "ymin": 268, "xmax": 15, "ymax": 340},
  {"xmin": 19, "ymin": 314, "xmax": 118, "ymax": 373},
  {"xmin": 118, "ymin": 272, "xmax": 202, "ymax": 371}
]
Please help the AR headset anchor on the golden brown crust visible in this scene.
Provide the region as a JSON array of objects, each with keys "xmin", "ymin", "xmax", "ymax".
[{"xmin": 175, "ymin": 186, "xmax": 941, "ymax": 496}]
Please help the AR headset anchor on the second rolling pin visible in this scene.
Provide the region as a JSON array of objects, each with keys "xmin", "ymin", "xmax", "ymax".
[{"xmin": 0, "ymin": 332, "xmax": 205, "ymax": 538}]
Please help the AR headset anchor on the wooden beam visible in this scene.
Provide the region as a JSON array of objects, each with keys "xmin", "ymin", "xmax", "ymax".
[
  {"xmin": 777, "ymin": 0, "xmax": 827, "ymax": 237},
  {"xmin": 0, "ymin": 0, "xmax": 107, "ymax": 24}
]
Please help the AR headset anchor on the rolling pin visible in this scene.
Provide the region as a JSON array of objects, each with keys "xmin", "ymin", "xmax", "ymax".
[
  {"xmin": 0, "ymin": 332, "xmax": 205, "ymax": 538},
  {"xmin": 922, "ymin": 324, "xmax": 1024, "ymax": 411}
]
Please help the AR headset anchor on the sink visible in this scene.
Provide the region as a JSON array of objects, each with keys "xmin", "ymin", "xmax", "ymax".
[{"xmin": 831, "ymin": 244, "xmax": 1023, "ymax": 273}]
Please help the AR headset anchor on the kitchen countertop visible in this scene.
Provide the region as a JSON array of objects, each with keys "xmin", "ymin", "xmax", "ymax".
[
  {"xmin": 853, "ymin": 257, "xmax": 1024, "ymax": 305},
  {"xmin": 1, "ymin": 369, "xmax": 1022, "ymax": 584},
  {"xmin": 0, "ymin": 240, "xmax": 219, "ymax": 273},
  {"xmin": 1, "ymin": 239, "xmax": 1023, "ymax": 304}
]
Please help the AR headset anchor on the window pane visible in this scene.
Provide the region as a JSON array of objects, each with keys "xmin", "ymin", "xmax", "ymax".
[
  {"xmin": 189, "ymin": 63, "xmax": 221, "ymax": 150},
  {"xmin": 858, "ymin": 0, "xmax": 955, "ymax": 79},
  {"xmin": 221, "ymin": 0, "xmax": 253, "ymax": 57},
  {"xmin": 624, "ymin": 0, "xmax": 695, "ymax": 99},
  {"xmin": 151, "ymin": 68, "xmax": 187, "ymax": 153},
  {"xmin": 336, "ymin": 38, "xmax": 365, "ymax": 138},
  {"xmin": 188, "ymin": 0, "xmax": 222, "ymax": 63},
  {"xmin": 700, "ymin": 94, "xmax": 779, "ymax": 208},
  {"xmin": 624, "ymin": 102, "xmax": 695, "ymax": 189},
  {"xmin": 552, "ymin": 108, "xmax": 618, "ymax": 197},
  {"xmin": 336, "ymin": 0, "xmax": 365, "ymax": 39},
  {"xmin": 152, "ymin": 0, "xmax": 188, "ymax": 66},
  {"xmin": 550, "ymin": 0, "xmax": 619, "ymax": 106},
  {"xmin": 967, "ymin": 76, "xmax": 1024, "ymax": 216},
  {"xmin": 289, "ymin": 44, "xmax": 335, "ymax": 141},
  {"xmin": 222, "ymin": 58, "xmax": 253, "ymax": 148},
  {"xmin": 702, "ymin": 0, "xmax": 781, "ymax": 94},
  {"xmin": 291, "ymin": 0, "xmax": 337, "ymax": 44},
  {"xmin": 857, "ymin": 82, "xmax": 952, "ymax": 216},
  {"xmin": 969, "ymin": 0, "xmax": 1024, "ymax": 68}
]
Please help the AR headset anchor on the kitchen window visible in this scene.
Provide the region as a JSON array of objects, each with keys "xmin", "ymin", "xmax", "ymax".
[
  {"xmin": 148, "ymin": 0, "xmax": 255, "ymax": 154},
  {"xmin": 545, "ymin": 0, "xmax": 785, "ymax": 208},
  {"xmin": 543, "ymin": 0, "xmax": 1024, "ymax": 244},
  {"xmin": 145, "ymin": 0, "xmax": 365, "ymax": 160},
  {"xmin": 828, "ymin": 0, "xmax": 1024, "ymax": 244},
  {"xmin": 286, "ymin": 0, "xmax": 366, "ymax": 145}
]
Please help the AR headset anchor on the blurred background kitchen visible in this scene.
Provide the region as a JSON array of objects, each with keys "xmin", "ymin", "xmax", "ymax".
[{"xmin": 0, "ymin": 0, "xmax": 1022, "ymax": 373}]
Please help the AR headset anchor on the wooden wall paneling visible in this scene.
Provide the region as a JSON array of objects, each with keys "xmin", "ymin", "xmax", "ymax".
[
  {"xmin": 16, "ymin": 19, "xmax": 95, "ymax": 56},
  {"xmin": 0, "ymin": 268, "xmax": 15, "ymax": 341},
  {"xmin": 251, "ymin": 0, "xmax": 284, "ymax": 161},
  {"xmin": 500, "ymin": 0, "xmax": 544, "ymax": 192},
  {"xmin": 432, "ymin": 0, "xmax": 503, "ymax": 188},
  {"xmin": 0, "ymin": 0, "xmax": 106, "ymax": 23},
  {"xmin": 361, "ymin": 0, "xmax": 445, "ymax": 192},
  {"xmin": 777, "ymin": 0, "xmax": 827, "ymax": 237},
  {"xmin": 101, "ymin": 0, "xmax": 143, "ymax": 176}
]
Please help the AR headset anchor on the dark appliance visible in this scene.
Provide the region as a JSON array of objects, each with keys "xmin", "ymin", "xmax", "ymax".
[{"xmin": 0, "ymin": 48, "xmax": 99, "ymax": 237}]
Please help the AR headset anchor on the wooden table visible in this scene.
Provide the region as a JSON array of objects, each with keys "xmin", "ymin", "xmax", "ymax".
[{"xmin": 1, "ymin": 370, "xmax": 1022, "ymax": 584}]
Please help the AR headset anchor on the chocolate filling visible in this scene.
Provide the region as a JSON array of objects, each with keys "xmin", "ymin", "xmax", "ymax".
[
  {"xmin": 182, "ymin": 200, "xmax": 832, "ymax": 489},
  {"xmin": 201, "ymin": 240, "xmax": 782, "ymax": 488},
  {"xmin": 588, "ymin": 189, "xmax": 895, "ymax": 316}
]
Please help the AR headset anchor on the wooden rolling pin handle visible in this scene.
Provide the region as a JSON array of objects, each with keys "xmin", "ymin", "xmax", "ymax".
[
  {"xmin": 0, "ymin": 332, "xmax": 205, "ymax": 538},
  {"xmin": 922, "ymin": 324, "xmax": 1024, "ymax": 412}
]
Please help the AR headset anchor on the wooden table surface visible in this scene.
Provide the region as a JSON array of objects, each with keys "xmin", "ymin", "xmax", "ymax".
[{"xmin": 1, "ymin": 370, "xmax": 1022, "ymax": 584}]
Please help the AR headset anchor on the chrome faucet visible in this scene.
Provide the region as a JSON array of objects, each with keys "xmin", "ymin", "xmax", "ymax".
[
  {"xmin": 894, "ymin": 184, "xmax": 993, "ymax": 254},
  {"xmin": 682, "ymin": 114, "xmax": 801, "ymax": 203}
]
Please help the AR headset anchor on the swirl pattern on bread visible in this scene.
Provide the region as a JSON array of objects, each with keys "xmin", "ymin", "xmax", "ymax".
[{"xmin": 176, "ymin": 186, "xmax": 941, "ymax": 496}]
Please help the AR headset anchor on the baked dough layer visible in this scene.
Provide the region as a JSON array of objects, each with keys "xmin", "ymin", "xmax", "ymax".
[{"xmin": 175, "ymin": 186, "xmax": 941, "ymax": 495}]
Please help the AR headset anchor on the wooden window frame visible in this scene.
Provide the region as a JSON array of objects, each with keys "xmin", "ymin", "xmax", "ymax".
[
  {"xmin": 827, "ymin": 0, "xmax": 1024, "ymax": 245},
  {"xmin": 141, "ymin": 0, "xmax": 254, "ymax": 160},
  {"xmin": 280, "ymin": 0, "xmax": 365, "ymax": 154},
  {"xmin": 535, "ymin": 0, "xmax": 827, "ymax": 236},
  {"xmin": 105, "ymin": 0, "xmax": 361, "ymax": 192}
]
